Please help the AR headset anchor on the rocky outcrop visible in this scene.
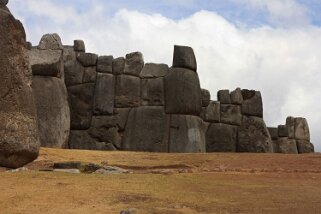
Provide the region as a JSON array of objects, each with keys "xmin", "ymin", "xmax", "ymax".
[{"xmin": 0, "ymin": 4, "xmax": 40, "ymax": 168}]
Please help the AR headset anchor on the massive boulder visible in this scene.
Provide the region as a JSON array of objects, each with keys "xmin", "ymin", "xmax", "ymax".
[
  {"xmin": 277, "ymin": 138, "xmax": 298, "ymax": 154},
  {"xmin": 38, "ymin": 33, "xmax": 63, "ymax": 50},
  {"xmin": 172, "ymin": 45, "xmax": 197, "ymax": 72},
  {"xmin": 93, "ymin": 73, "xmax": 115, "ymax": 115},
  {"xmin": 97, "ymin": 55, "xmax": 113, "ymax": 73},
  {"xmin": 297, "ymin": 140, "xmax": 314, "ymax": 154},
  {"xmin": 115, "ymin": 75, "xmax": 141, "ymax": 108},
  {"xmin": 32, "ymin": 76, "xmax": 70, "ymax": 148},
  {"xmin": 124, "ymin": 52, "xmax": 144, "ymax": 76},
  {"xmin": 217, "ymin": 90, "xmax": 231, "ymax": 104},
  {"xmin": 241, "ymin": 90, "xmax": 263, "ymax": 117},
  {"xmin": 0, "ymin": 6, "xmax": 40, "ymax": 168},
  {"xmin": 206, "ymin": 123, "xmax": 238, "ymax": 152},
  {"xmin": 294, "ymin": 117, "xmax": 310, "ymax": 141}
]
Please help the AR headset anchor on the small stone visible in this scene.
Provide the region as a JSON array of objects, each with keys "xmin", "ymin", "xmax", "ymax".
[
  {"xmin": 172, "ymin": 45, "xmax": 197, "ymax": 72},
  {"xmin": 97, "ymin": 55, "xmax": 113, "ymax": 73},
  {"xmin": 218, "ymin": 90, "xmax": 231, "ymax": 104},
  {"xmin": 53, "ymin": 162, "xmax": 82, "ymax": 169},
  {"xmin": 77, "ymin": 52, "xmax": 98, "ymax": 67},
  {"xmin": 74, "ymin": 40, "xmax": 85, "ymax": 52}
]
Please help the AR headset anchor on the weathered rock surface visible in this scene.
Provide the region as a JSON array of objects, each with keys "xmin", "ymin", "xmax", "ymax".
[
  {"xmin": 237, "ymin": 116, "xmax": 273, "ymax": 153},
  {"xmin": 141, "ymin": 78, "xmax": 165, "ymax": 106},
  {"xmin": 169, "ymin": 115, "xmax": 206, "ymax": 153},
  {"xmin": 0, "ymin": 8, "xmax": 40, "ymax": 168},
  {"xmin": 218, "ymin": 90, "xmax": 231, "ymax": 104},
  {"xmin": 297, "ymin": 140, "xmax": 314, "ymax": 154},
  {"xmin": 97, "ymin": 55, "xmax": 113, "ymax": 73},
  {"xmin": 74, "ymin": 40, "xmax": 85, "ymax": 52},
  {"xmin": 77, "ymin": 52, "xmax": 98, "ymax": 67},
  {"xmin": 93, "ymin": 73, "xmax": 114, "ymax": 115},
  {"xmin": 206, "ymin": 123, "xmax": 238, "ymax": 152},
  {"xmin": 241, "ymin": 90, "xmax": 263, "ymax": 117},
  {"xmin": 230, "ymin": 88, "xmax": 243, "ymax": 105},
  {"xmin": 0, "ymin": 0, "xmax": 8, "ymax": 6},
  {"xmin": 140, "ymin": 63, "xmax": 168, "ymax": 78},
  {"xmin": 201, "ymin": 89, "xmax": 211, "ymax": 107},
  {"xmin": 64, "ymin": 59, "xmax": 85, "ymax": 86},
  {"xmin": 164, "ymin": 68, "xmax": 202, "ymax": 115},
  {"xmin": 82, "ymin": 67, "xmax": 96, "ymax": 83},
  {"xmin": 124, "ymin": 52, "xmax": 144, "ymax": 76},
  {"xmin": 114, "ymin": 108, "xmax": 131, "ymax": 131},
  {"xmin": 277, "ymin": 138, "xmax": 298, "ymax": 154},
  {"xmin": 278, "ymin": 125, "xmax": 288, "ymax": 137},
  {"xmin": 200, "ymin": 101, "xmax": 220, "ymax": 123},
  {"xmin": 38, "ymin": 33, "xmax": 63, "ymax": 50},
  {"xmin": 268, "ymin": 127, "xmax": 278, "ymax": 140},
  {"xmin": 294, "ymin": 118, "xmax": 310, "ymax": 141},
  {"xmin": 172, "ymin": 45, "xmax": 197, "ymax": 72},
  {"xmin": 32, "ymin": 76, "xmax": 70, "ymax": 148},
  {"xmin": 220, "ymin": 104, "xmax": 242, "ymax": 126},
  {"xmin": 123, "ymin": 107, "xmax": 169, "ymax": 152},
  {"xmin": 115, "ymin": 75, "xmax": 141, "ymax": 108},
  {"xmin": 113, "ymin": 57, "xmax": 125, "ymax": 75},
  {"xmin": 286, "ymin": 116, "xmax": 295, "ymax": 139}
]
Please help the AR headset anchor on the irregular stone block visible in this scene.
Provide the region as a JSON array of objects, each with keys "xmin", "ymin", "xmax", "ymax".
[
  {"xmin": 124, "ymin": 52, "xmax": 144, "ymax": 76},
  {"xmin": 38, "ymin": 33, "xmax": 63, "ymax": 50},
  {"xmin": 68, "ymin": 83, "xmax": 95, "ymax": 130},
  {"xmin": 113, "ymin": 57, "xmax": 125, "ymax": 75},
  {"xmin": 140, "ymin": 63, "xmax": 169, "ymax": 78},
  {"xmin": 237, "ymin": 116, "xmax": 273, "ymax": 153},
  {"xmin": 97, "ymin": 55, "xmax": 113, "ymax": 73},
  {"xmin": 200, "ymin": 101, "xmax": 220, "ymax": 123},
  {"xmin": 268, "ymin": 127, "xmax": 278, "ymax": 140},
  {"xmin": 206, "ymin": 123, "xmax": 238, "ymax": 152},
  {"xmin": 77, "ymin": 52, "xmax": 98, "ymax": 67},
  {"xmin": 115, "ymin": 75, "xmax": 141, "ymax": 108},
  {"xmin": 123, "ymin": 107, "xmax": 170, "ymax": 152},
  {"xmin": 114, "ymin": 108, "xmax": 131, "ymax": 131},
  {"xmin": 164, "ymin": 68, "xmax": 202, "ymax": 115},
  {"xmin": 201, "ymin": 89, "xmax": 211, "ymax": 107},
  {"xmin": 63, "ymin": 46, "xmax": 76, "ymax": 62},
  {"xmin": 141, "ymin": 78, "xmax": 164, "ymax": 106},
  {"xmin": 32, "ymin": 76, "xmax": 70, "ymax": 149},
  {"xmin": 297, "ymin": 140, "xmax": 314, "ymax": 154},
  {"xmin": 286, "ymin": 116, "xmax": 295, "ymax": 139},
  {"xmin": 241, "ymin": 90, "xmax": 263, "ymax": 117},
  {"xmin": 230, "ymin": 88, "xmax": 243, "ymax": 105},
  {"xmin": 172, "ymin": 45, "xmax": 197, "ymax": 72},
  {"xmin": 74, "ymin": 40, "xmax": 85, "ymax": 52},
  {"xmin": 64, "ymin": 60, "xmax": 85, "ymax": 86},
  {"xmin": 220, "ymin": 104, "xmax": 242, "ymax": 126},
  {"xmin": 278, "ymin": 125, "xmax": 288, "ymax": 137},
  {"xmin": 93, "ymin": 73, "xmax": 114, "ymax": 115},
  {"xmin": 294, "ymin": 118, "xmax": 310, "ymax": 141},
  {"xmin": 278, "ymin": 138, "xmax": 298, "ymax": 154},
  {"xmin": 169, "ymin": 115, "xmax": 206, "ymax": 153},
  {"xmin": 29, "ymin": 49, "xmax": 63, "ymax": 77},
  {"xmin": 82, "ymin": 67, "xmax": 97, "ymax": 83},
  {"xmin": 0, "ymin": 9, "xmax": 40, "ymax": 168},
  {"xmin": 217, "ymin": 90, "xmax": 231, "ymax": 104}
]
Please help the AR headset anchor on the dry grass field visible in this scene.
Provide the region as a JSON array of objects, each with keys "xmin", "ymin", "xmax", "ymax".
[{"xmin": 1, "ymin": 148, "xmax": 321, "ymax": 214}]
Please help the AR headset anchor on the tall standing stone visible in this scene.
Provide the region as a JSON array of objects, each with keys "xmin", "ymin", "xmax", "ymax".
[
  {"xmin": 241, "ymin": 90, "xmax": 263, "ymax": 117},
  {"xmin": 172, "ymin": 45, "xmax": 197, "ymax": 72},
  {"xmin": 0, "ymin": 5, "xmax": 40, "ymax": 168},
  {"xmin": 93, "ymin": 73, "xmax": 115, "ymax": 115}
]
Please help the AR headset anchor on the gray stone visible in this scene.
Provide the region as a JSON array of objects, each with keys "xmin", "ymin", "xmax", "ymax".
[
  {"xmin": 77, "ymin": 52, "xmax": 98, "ymax": 67},
  {"xmin": 140, "ymin": 63, "xmax": 169, "ymax": 78},
  {"xmin": 82, "ymin": 67, "xmax": 97, "ymax": 83},
  {"xmin": 241, "ymin": 90, "xmax": 263, "ymax": 117},
  {"xmin": 63, "ymin": 46, "xmax": 76, "ymax": 62},
  {"xmin": 114, "ymin": 108, "xmax": 131, "ymax": 131},
  {"xmin": 278, "ymin": 125, "xmax": 288, "ymax": 137},
  {"xmin": 169, "ymin": 115, "xmax": 206, "ymax": 153},
  {"xmin": 278, "ymin": 138, "xmax": 298, "ymax": 154},
  {"xmin": 297, "ymin": 140, "xmax": 314, "ymax": 154},
  {"xmin": 0, "ymin": 0, "xmax": 8, "ymax": 6},
  {"xmin": 206, "ymin": 123, "xmax": 238, "ymax": 152},
  {"xmin": 32, "ymin": 76, "xmax": 70, "ymax": 149},
  {"xmin": 294, "ymin": 118, "xmax": 310, "ymax": 141},
  {"xmin": 201, "ymin": 89, "xmax": 211, "ymax": 107},
  {"xmin": 272, "ymin": 140, "xmax": 279, "ymax": 153},
  {"xmin": 115, "ymin": 75, "xmax": 141, "ymax": 108},
  {"xmin": 172, "ymin": 45, "xmax": 197, "ymax": 72},
  {"xmin": 74, "ymin": 40, "xmax": 85, "ymax": 52},
  {"xmin": 124, "ymin": 52, "xmax": 144, "ymax": 76},
  {"xmin": 113, "ymin": 57, "xmax": 125, "ymax": 75},
  {"xmin": 38, "ymin": 33, "xmax": 63, "ymax": 50},
  {"xmin": 0, "ymin": 9, "xmax": 40, "ymax": 168},
  {"xmin": 237, "ymin": 116, "xmax": 273, "ymax": 153},
  {"xmin": 64, "ymin": 60, "xmax": 85, "ymax": 86},
  {"xmin": 164, "ymin": 67, "xmax": 202, "ymax": 115},
  {"xmin": 26, "ymin": 41, "xmax": 32, "ymax": 50},
  {"xmin": 200, "ymin": 101, "xmax": 220, "ymax": 123},
  {"xmin": 93, "ymin": 73, "xmax": 115, "ymax": 115},
  {"xmin": 220, "ymin": 104, "xmax": 242, "ymax": 126},
  {"xmin": 141, "ymin": 78, "xmax": 165, "ymax": 106},
  {"xmin": 68, "ymin": 83, "xmax": 95, "ymax": 130},
  {"xmin": 286, "ymin": 116, "xmax": 295, "ymax": 139},
  {"xmin": 53, "ymin": 161, "xmax": 82, "ymax": 169},
  {"xmin": 217, "ymin": 90, "xmax": 231, "ymax": 104},
  {"xmin": 268, "ymin": 127, "xmax": 278, "ymax": 140},
  {"xmin": 230, "ymin": 88, "xmax": 243, "ymax": 105},
  {"xmin": 123, "ymin": 107, "xmax": 170, "ymax": 152},
  {"xmin": 29, "ymin": 49, "xmax": 63, "ymax": 77},
  {"xmin": 97, "ymin": 55, "xmax": 113, "ymax": 73}
]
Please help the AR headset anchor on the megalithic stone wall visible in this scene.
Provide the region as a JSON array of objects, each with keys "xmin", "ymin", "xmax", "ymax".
[{"xmin": 27, "ymin": 33, "xmax": 315, "ymax": 154}]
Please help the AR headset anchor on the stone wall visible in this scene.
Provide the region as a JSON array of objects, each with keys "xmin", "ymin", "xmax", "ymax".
[{"xmin": 28, "ymin": 34, "xmax": 315, "ymax": 154}]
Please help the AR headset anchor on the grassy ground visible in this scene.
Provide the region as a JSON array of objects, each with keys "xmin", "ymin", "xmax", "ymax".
[{"xmin": 0, "ymin": 148, "xmax": 321, "ymax": 214}]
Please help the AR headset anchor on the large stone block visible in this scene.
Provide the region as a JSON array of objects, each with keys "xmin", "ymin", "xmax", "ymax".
[
  {"xmin": 230, "ymin": 88, "xmax": 243, "ymax": 105},
  {"xmin": 217, "ymin": 90, "xmax": 231, "ymax": 104},
  {"xmin": 237, "ymin": 116, "xmax": 273, "ymax": 153},
  {"xmin": 206, "ymin": 123, "xmax": 238, "ymax": 152},
  {"xmin": 68, "ymin": 83, "xmax": 95, "ymax": 130},
  {"xmin": 141, "ymin": 78, "xmax": 165, "ymax": 106},
  {"xmin": 64, "ymin": 60, "xmax": 85, "ymax": 87},
  {"xmin": 74, "ymin": 40, "xmax": 85, "ymax": 52},
  {"xmin": 115, "ymin": 75, "xmax": 141, "ymax": 108},
  {"xmin": 278, "ymin": 125, "xmax": 288, "ymax": 137},
  {"xmin": 124, "ymin": 52, "xmax": 144, "ymax": 76},
  {"xmin": 294, "ymin": 118, "xmax": 310, "ymax": 141},
  {"xmin": 97, "ymin": 55, "xmax": 113, "ymax": 73},
  {"xmin": 114, "ymin": 108, "xmax": 131, "ymax": 131},
  {"xmin": 123, "ymin": 107, "xmax": 170, "ymax": 152},
  {"xmin": 200, "ymin": 101, "xmax": 220, "ymax": 123},
  {"xmin": 82, "ymin": 67, "xmax": 97, "ymax": 83},
  {"xmin": 140, "ymin": 63, "xmax": 169, "ymax": 78},
  {"xmin": 93, "ymin": 73, "xmax": 114, "ymax": 115},
  {"xmin": 169, "ymin": 115, "xmax": 206, "ymax": 153},
  {"xmin": 201, "ymin": 89, "xmax": 211, "ymax": 107},
  {"xmin": 172, "ymin": 45, "xmax": 197, "ymax": 72},
  {"xmin": 220, "ymin": 104, "xmax": 242, "ymax": 126},
  {"xmin": 38, "ymin": 33, "xmax": 63, "ymax": 50},
  {"xmin": 297, "ymin": 140, "xmax": 314, "ymax": 154},
  {"xmin": 113, "ymin": 57, "xmax": 125, "ymax": 75},
  {"xmin": 32, "ymin": 76, "xmax": 70, "ymax": 148},
  {"xmin": 241, "ymin": 90, "xmax": 263, "ymax": 117},
  {"xmin": 29, "ymin": 49, "xmax": 63, "ymax": 77},
  {"xmin": 77, "ymin": 52, "xmax": 98, "ymax": 67},
  {"xmin": 278, "ymin": 138, "xmax": 298, "ymax": 154},
  {"xmin": 286, "ymin": 116, "xmax": 295, "ymax": 139},
  {"xmin": 0, "ymin": 9, "xmax": 40, "ymax": 168},
  {"xmin": 268, "ymin": 127, "xmax": 278, "ymax": 140},
  {"xmin": 164, "ymin": 68, "xmax": 202, "ymax": 115}
]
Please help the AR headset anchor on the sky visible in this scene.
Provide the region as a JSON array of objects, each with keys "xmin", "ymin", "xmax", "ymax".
[{"xmin": 7, "ymin": 0, "xmax": 321, "ymax": 151}]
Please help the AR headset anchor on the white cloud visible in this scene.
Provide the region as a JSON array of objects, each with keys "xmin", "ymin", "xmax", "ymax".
[{"xmin": 9, "ymin": 0, "xmax": 321, "ymax": 151}]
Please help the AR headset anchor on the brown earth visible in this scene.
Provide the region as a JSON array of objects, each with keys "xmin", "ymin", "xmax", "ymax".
[{"xmin": 0, "ymin": 148, "xmax": 321, "ymax": 214}]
